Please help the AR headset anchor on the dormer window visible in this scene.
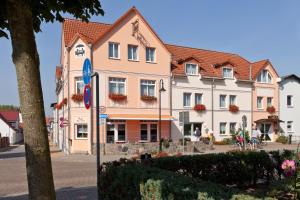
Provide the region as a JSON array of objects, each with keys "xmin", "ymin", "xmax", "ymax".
[
  {"xmin": 222, "ymin": 67, "xmax": 233, "ymax": 79},
  {"xmin": 257, "ymin": 69, "xmax": 272, "ymax": 83},
  {"xmin": 185, "ymin": 63, "xmax": 198, "ymax": 75}
]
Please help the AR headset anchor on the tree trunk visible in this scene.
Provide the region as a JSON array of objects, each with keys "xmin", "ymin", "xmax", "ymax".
[{"xmin": 6, "ymin": 0, "xmax": 56, "ymax": 199}]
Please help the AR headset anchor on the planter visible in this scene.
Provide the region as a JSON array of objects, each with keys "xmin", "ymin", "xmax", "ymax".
[
  {"xmin": 109, "ymin": 93, "xmax": 127, "ymax": 102},
  {"xmin": 71, "ymin": 94, "xmax": 84, "ymax": 103},
  {"xmin": 229, "ymin": 105, "xmax": 239, "ymax": 113},
  {"xmin": 194, "ymin": 104, "xmax": 206, "ymax": 112},
  {"xmin": 141, "ymin": 95, "xmax": 157, "ymax": 102},
  {"xmin": 55, "ymin": 98, "xmax": 67, "ymax": 110},
  {"xmin": 267, "ymin": 106, "xmax": 276, "ymax": 114}
]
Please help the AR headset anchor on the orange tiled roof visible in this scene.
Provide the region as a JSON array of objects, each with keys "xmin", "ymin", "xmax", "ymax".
[
  {"xmin": 63, "ymin": 18, "xmax": 111, "ymax": 47},
  {"xmin": 166, "ymin": 44, "xmax": 252, "ymax": 80},
  {"xmin": 251, "ymin": 59, "xmax": 269, "ymax": 79}
]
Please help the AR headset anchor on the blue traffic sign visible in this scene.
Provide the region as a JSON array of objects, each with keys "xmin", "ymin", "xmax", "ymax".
[
  {"xmin": 84, "ymin": 84, "xmax": 91, "ymax": 109},
  {"xmin": 82, "ymin": 58, "xmax": 92, "ymax": 85},
  {"xmin": 100, "ymin": 114, "xmax": 108, "ymax": 119}
]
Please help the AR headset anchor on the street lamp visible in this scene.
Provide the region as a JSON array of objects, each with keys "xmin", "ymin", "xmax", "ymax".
[{"xmin": 159, "ymin": 79, "xmax": 166, "ymax": 152}]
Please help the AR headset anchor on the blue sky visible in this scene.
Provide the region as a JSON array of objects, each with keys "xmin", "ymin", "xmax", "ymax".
[{"xmin": 1, "ymin": 0, "xmax": 300, "ymax": 115}]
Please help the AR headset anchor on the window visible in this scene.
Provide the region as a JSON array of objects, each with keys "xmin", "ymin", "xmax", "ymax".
[
  {"xmin": 109, "ymin": 42, "xmax": 119, "ymax": 59},
  {"xmin": 223, "ymin": 67, "xmax": 233, "ymax": 79},
  {"xmin": 195, "ymin": 93, "xmax": 203, "ymax": 105},
  {"xmin": 75, "ymin": 44, "xmax": 85, "ymax": 57},
  {"xmin": 146, "ymin": 47, "xmax": 155, "ymax": 62},
  {"xmin": 76, "ymin": 124, "xmax": 88, "ymax": 139},
  {"xmin": 75, "ymin": 77, "xmax": 84, "ymax": 94},
  {"xmin": 128, "ymin": 45, "xmax": 138, "ymax": 61},
  {"xmin": 257, "ymin": 69, "xmax": 272, "ymax": 83},
  {"xmin": 229, "ymin": 95, "xmax": 236, "ymax": 105},
  {"xmin": 184, "ymin": 123, "xmax": 202, "ymax": 136},
  {"xmin": 267, "ymin": 97, "xmax": 273, "ymax": 107},
  {"xmin": 230, "ymin": 123, "xmax": 236, "ymax": 134},
  {"xmin": 287, "ymin": 95, "xmax": 293, "ymax": 107},
  {"xmin": 220, "ymin": 123, "xmax": 226, "ymax": 135},
  {"xmin": 106, "ymin": 124, "xmax": 115, "ymax": 143},
  {"xmin": 117, "ymin": 124, "xmax": 126, "ymax": 141},
  {"xmin": 220, "ymin": 95, "xmax": 227, "ymax": 108},
  {"xmin": 140, "ymin": 124, "xmax": 148, "ymax": 141},
  {"xmin": 185, "ymin": 63, "xmax": 198, "ymax": 75},
  {"xmin": 287, "ymin": 121, "xmax": 293, "ymax": 132},
  {"xmin": 141, "ymin": 80, "xmax": 155, "ymax": 96},
  {"xmin": 257, "ymin": 97, "xmax": 263, "ymax": 109},
  {"xmin": 150, "ymin": 124, "xmax": 157, "ymax": 142},
  {"xmin": 183, "ymin": 93, "xmax": 192, "ymax": 107},
  {"xmin": 109, "ymin": 77, "xmax": 125, "ymax": 94}
]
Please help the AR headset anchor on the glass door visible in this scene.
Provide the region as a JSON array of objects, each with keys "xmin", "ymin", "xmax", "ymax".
[{"xmin": 260, "ymin": 123, "xmax": 271, "ymax": 141}]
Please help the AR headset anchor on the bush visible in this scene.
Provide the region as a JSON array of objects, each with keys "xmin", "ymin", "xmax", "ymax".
[
  {"xmin": 276, "ymin": 136, "xmax": 288, "ymax": 144},
  {"xmin": 100, "ymin": 164, "xmax": 273, "ymax": 200},
  {"xmin": 214, "ymin": 138, "xmax": 234, "ymax": 145}
]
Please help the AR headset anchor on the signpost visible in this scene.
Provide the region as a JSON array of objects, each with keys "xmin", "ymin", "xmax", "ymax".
[
  {"xmin": 82, "ymin": 58, "xmax": 100, "ymax": 200},
  {"xmin": 242, "ymin": 115, "xmax": 247, "ymax": 151}
]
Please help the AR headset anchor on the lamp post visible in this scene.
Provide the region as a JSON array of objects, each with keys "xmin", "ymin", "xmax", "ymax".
[{"xmin": 159, "ymin": 79, "xmax": 166, "ymax": 152}]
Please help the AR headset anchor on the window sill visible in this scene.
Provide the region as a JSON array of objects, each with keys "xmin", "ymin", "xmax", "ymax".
[
  {"xmin": 139, "ymin": 140, "xmax": 149, "ymax": 143},
  {"xmin": 115, "ymin": 140, "xmax": 126, "ymax": 144},
  {"xmin": 128, "ymin": 59, "xmax": 139, "ymax": 62},
  {"xmin": 287, "ymin": 106, "xmax": 294, "ymax": 108},
  {"xmin": 74, "ymin": 137, "xmax": 88, "ymax": 140},
  {"xmin": 109, "ymin": 57, "xmax": 121, "ymax": 60},
  {"xmin": 219, "ymin": 107, "xmax": 227, "ymax": 110},
  {"xmin": 186, "ymin": 74, "xmax": 198, "ymax": 76},
  {"xmin": 146, "ymin": 61, "xmax": 157, "ymax": 64}
]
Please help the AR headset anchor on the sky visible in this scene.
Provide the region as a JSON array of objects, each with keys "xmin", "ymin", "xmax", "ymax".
[{"xmin": 1, "ymin": 0, "xmax": 300, "ymax": 116}]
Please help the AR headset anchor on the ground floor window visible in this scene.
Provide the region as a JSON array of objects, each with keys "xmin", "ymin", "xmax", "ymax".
[
  {"xmin": 229, "ymin": 123, "xmax": 237, "ymax": 134},
  {"xmin": 220, "ymin": 123, "xmax": 226, "ymax": 135},
  {"xmin": 140, "ymin": 121, "xmax": 158, "ymax": 142},
  {"xmin": 259, "ymin": 123, "xmax": 271, "ymax": 141},
  {"xmin": 184, "ymin": 123, "xmax": 202, "ymax": 136},
  {"xmin": 75, "ymin": 124, "xmax": 88, "ymax": 139},
  {"xmin": 106, "ymin": 120, "xmax": 126, "ymax": 143}
]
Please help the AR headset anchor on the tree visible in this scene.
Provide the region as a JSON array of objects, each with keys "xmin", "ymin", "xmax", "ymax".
[{"xmin": 0, "ymin": 1, "xmax": 104, "ymax": 199}]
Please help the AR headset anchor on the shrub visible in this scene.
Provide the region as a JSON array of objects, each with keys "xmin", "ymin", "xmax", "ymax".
[
  {"xmin": 276, "ymin": 136, "xmax": 288, "ymax": 144},
  {"xmin": 214, "ymin": 138, "xmax": 234, "ymax": 145}
]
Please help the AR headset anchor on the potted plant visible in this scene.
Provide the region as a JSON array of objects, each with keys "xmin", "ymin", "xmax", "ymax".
[
  {"xmin": 229, "ymin": 105, "xmax": 239, "ymax": 113},
  {"xmin": 267, "ymin": 106, "xmax": 276, "ymax": 113},
  {"xmin": 109, "ymin": 93, "xmax": 127, "ymax": 102},
  {"xmin": 71, "ymin": 93, "xmax": 84, "ymax": 103},
  {"xmin": 194, "ymin": 104, "xmax": 206, "ymax": 112},
  {"xmin": 141, "ymin": 95, "xmax": 157, "ymax": 102}
]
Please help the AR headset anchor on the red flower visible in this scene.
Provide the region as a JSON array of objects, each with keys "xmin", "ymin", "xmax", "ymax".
[
  {"xmin": 194, "ymin": 104, "xmax": 206, "ymax": 112},
  {"xmin": 141, "ymin": 95, "xmax": 157, "ymax": 102},
  {"xmin": 109, "ymin": 93, "xmax": 127, "ymax": 102},
  {"xmin": 63, "ymin": 98, "xmax": 68, "ymax": 105},
  {"xmin": 71, "ymin": 94, "xmax": 84, "ymax": 103},
  {"xmin": 267, "ymin": 106, "xmax": 276, "ymax": 113},
  {"xmin": 229, "ymin": 105, "xmax": 239, "ymax": 113},
  {"xmin": 55, "ymin": 98, "xmax": 68, "ymax": 110}
]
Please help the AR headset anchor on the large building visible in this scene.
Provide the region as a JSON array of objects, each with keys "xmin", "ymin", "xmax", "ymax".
[
  {"xmin": 279, "ymin": 74, "xmax": 300, "ymax": 142},
  {"xmin": 53, "ymin": 7, "xmax": 282, "ymax": 154},
  {"xmin": 0, "ymin": 110, "xmax": 23, "ymax": 144}
]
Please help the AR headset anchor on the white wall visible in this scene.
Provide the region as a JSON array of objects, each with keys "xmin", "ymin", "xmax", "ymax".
[
  {"xmin": 0, "ymin": 118, "xmax": 18, "ymax": 144},
  {"xmin": 280, "ymin": 78, "xmax": 300, "ymax": 141},
  {"xmin": 172, "ymin": 75, "xmax": 252, "ymax": 141}
]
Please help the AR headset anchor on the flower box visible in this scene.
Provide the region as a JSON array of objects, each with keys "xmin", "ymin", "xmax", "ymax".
[
  {"xmin": 229, "ymin": 105, "xmax": 239, "ymax": 113},
  {"xmin": 194, "ymin": 104, "xmax": 206, "ymax": 112},
  {"xmin": 55, "ymin": 98, "xmax": 68, "ymax": 110},
  {"xmin": 109, "ymin": 93, "xmax": 127, "ymax": 102},
  {"xmin": 71, "ymin": 94, "xmax": 84, "ymax": 103},
  {"xmin": 141, "ymin": 95, "xmax": 157, "ymax": 102},
  {"xmin": 267, "ymin": 106, "xmax": 276, "ymax": 113}
]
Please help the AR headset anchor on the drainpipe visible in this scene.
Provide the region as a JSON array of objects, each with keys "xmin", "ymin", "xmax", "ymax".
[
  {"xmin": 67, "ymin": 46, "xmax": 71, "ymax": 154},
  {"xmin": 211, "ymin": 78, "xmax": 215, "ymax": 132},
  {"xmin": 88, "ymin": 43, "xmax": 93, "ymax": 155},
  {"xmin": 250, "ymin": 64, "xmax": 253, "ymax": 130},
  {"xmin": 169, "ymin": 73, "xmax": 172, "ymax": 140}
]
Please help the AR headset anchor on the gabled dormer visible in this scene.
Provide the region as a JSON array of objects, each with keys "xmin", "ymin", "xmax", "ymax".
[{"xmin": 252, "ymin": 59, "xmax": 279, "ymax": 84}]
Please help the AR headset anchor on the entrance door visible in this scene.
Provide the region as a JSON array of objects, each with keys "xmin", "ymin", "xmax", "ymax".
[{"xmin": 260, "ymin": 123, "xmax": 272, "ymax": 141}]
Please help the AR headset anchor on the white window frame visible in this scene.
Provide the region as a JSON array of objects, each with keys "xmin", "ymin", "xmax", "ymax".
[
  {"xmin": 75, "ymin": 77, "xmax": 84, "ymax": 94},
  {"xmin": 140, "ymin": 79, "xmax": 156, "ymax": 97},
  {"xmin": 229, "ymin": 122, "xmax": 237, "ymax": 134},
  {"xmin": 257, "ymin": 97, "xmax": 263, "ymax": 110},
  {"xmin": 183, "ymin": 93, "xmax": 192, "ymax": 107},
  {"xmin": 108, "ymin": 42, "xmax": 120, "ymax": 59},
  {"xmin": 287, "ymin": 95, "xmax": 293, "ymax": 107},
  {"xmin": 229, "ymin": 95, "xmax": 237, "ymax": 106},
  {"xmin": 75, "ymin": 124, "xmax": 88, "ymax": 139},
  {"xmin": 109, "ymin": 77, "xmax": 126, "ymax": 95},
  {"xmin": 146, "ymin": 47, "xmax": 156, "ymax": 63},
  {"xmin": 222, "ymin": 67, "xmax": 234, "ymax": 79},
  {"xmin": 139, "ymin": 122, "xmax": 158, "ymax": 142},
  {"xmin": 128, "ymin": 44, "xmax": 138, "ymax": 61},
  {"xmin": 106, "ymin": 120, "xmax": 127, "ymax": 143},
  {"xmin": 185, "ymin": 63, "xmax": 198, "ymax": 76},
  {"xmin": 220, "ymin": 122, "xmax": 227, "ymax": 135},
  {"xmin": 257, "ymin": 69, "xmax": 272, "ymax": 84},
  {"xmin": 267, "ymin": 97, "xmax": 273, "ymax": 107},
  {"xmin": 287, "ymin": 121, "xmax": 294, "ymax": 133},
  {"xmin": 220, "ymin": 95, "xmax": 227, "ymax": 108},
  {"xmin": 195, "ymin": 93, "xmax": 203, "ymax": 105}
]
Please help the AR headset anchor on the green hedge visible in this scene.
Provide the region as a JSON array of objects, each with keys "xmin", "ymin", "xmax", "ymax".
[{"xmin": 100, "ymin": 164, "xmax": 275, "ymax": 200}]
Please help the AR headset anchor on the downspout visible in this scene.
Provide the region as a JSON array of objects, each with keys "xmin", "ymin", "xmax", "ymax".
[
  {"xmin": 67, "ymin": 46, "xmax": 71, "ymax": 154},
  {"xmin": 88, "ymin": 43, "xmax": 93, "ymax": 155},
  {"xmin": 211, "ymin": 78, "xmax": 215, "ymax": 132},
  {"xmin": 250, "ymin": 64, "xmax": 253, "ymax": 129},
  {"xmin": 169, "ymin": 73, "xmax": 173, "ymax": 139}
]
